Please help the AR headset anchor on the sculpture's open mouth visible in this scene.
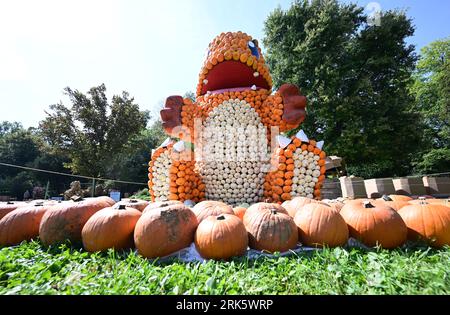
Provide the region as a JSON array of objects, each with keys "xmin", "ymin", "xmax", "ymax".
[{"xmin": 201, "ymin": 61, "xmax": 271, "ymax": 95}]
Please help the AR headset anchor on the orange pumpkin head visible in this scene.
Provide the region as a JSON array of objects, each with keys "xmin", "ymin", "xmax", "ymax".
[
  {"xmin": 134, "ymin": 204, "xmax": 198, "ymax": 258},
  {"xmin": 340, "ymin": 200, "xmax": 407, "ymax": 249},
  {"xmin": 398, "ymin": 200, "xmax": 450, "ymax": 247},
  {"xmin": 294, "ymin": 203, "xmax": 348, "ymax": 248},
  {"xmin": 195, "ymin": 214, "xmax": 248, "ymax": 260},
  {"xmin": 82, "ymin": 205, "xmax": 142, "ymax": 252},
  {"xmin": 197, "ymin": 32, "xmax": 272, "ymax": 97},
  {"xmin": 243, "ymin": 202, "xmax": 297, "ymax": 253}
]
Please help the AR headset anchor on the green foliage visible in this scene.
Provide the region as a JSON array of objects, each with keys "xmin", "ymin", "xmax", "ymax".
[
  {"xmin": 105, "ymin": 120, "xmax": 166, "ymax": 192},
  {"xmin": 0, "ymin": 241, "xmax": 448, "ymax": 294},
  {"xmin": 263, "ymin": 0, "xmax": 421, "ymax": 178},
  {"xmin": 411, "ymin": 38, "xmax": 450, "ymax": 174},
  {"xmin": 412, "ymin": 148, "xmax": 450, "ymax": 175},
  {"xmin": 130, "ymin": 188, "xmax": 151, "ymax": 201},
  {"xmin": 39, "ymin": 84, "xmax": 150, "ymax": 178}
]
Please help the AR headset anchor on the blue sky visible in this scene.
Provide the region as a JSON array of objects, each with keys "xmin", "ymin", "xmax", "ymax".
[{"xmin": 0, "ymin": 0, "xmax": 449, "ymax": 127}]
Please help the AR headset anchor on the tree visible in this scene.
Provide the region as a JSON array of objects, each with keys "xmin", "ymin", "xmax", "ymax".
[
  {"xmin": 263, "ymin": 0, "xmax": 421, "ymax": 178},
  {"xmin": 105, "ymin": 120, "xmax": 167, "ymax": 191},
  {"xmin": 411, "ymin": 38, "xmax": 450, "ymax": 174},
  {"xmin": 39, "ymin": 84, "xmax": 150, "ymax": 177}
]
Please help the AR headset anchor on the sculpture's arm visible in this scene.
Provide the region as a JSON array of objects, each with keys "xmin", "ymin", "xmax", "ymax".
[
  {"xmin": 260, "ymin": 84, "xmax": 307, "ymax": 132},
  {"xmin": 160, "ymin": 96, "xmax": 202, "ymax": 143}
]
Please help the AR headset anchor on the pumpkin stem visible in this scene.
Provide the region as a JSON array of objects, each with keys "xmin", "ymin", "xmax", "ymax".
[
  {"xmin": 363, "ymin": 201, "xmax": 375, "ymax": 208},
  {"xmin": 118, "ymin": 204, "xmax": 126, "ymax": 210},
  {"xmin": 382, "ymin": 195, "xmax": 393, "ymax": 201},
  {"xmin": 217, "ymin": 215, "xmax": 226, "ymax": 220},
  {"xmin": 71, "ymin": 195, "xmax": 84, "ymax": 202}
]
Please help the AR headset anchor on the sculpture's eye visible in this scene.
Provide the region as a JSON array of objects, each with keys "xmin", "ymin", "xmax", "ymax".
[{"xmin": 248, "ymin": 40, "xmax": 259, "ymax": 58}]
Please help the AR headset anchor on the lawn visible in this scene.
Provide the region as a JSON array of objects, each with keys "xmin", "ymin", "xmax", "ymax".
[{"xmin": 0, "ymin": 241, "xmax": 448, "ymax": 295}]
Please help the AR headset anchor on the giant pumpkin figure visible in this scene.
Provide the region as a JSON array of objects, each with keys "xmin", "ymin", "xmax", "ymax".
[{"xmin": 149, "ymin": 32, "xmax": 326, "ymax": 206}]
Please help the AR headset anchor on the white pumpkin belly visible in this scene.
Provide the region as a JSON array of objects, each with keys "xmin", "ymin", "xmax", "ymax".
[{"xmin": 196, "ymin": 98, "xmax": 270, "ymax": 206}]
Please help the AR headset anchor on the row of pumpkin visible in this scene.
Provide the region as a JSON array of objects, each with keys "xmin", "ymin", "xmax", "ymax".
[{"xmin": 0, "ymin": 195, "xmax": 449, "ymax": 260}]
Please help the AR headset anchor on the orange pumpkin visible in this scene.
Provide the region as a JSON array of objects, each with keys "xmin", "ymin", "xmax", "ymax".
[
  {"xmin": 374, "ymin": 195, "xmax": 409, "ymax": 211},
  {"xmin": 232, "ymin": 206, "xmax": 247, "ymax": 220},
  {"xmin": 39, "ymin": 196, "xmax": 112, "ymax": 246},
  {"xmin": 384, "ymin": 194, "xmax": 413, "ymax": 202},
  {"xmin": 117, "ymin": 199, "xmax": 149, "ymax": 212},
  {"xmin": 282, "ymin": 197, "xmax": 325, "ymax": 218},
  {"xmin": 243, "ymin": 203, "xmax": 297, "ymax": 253},
  {"xmin": 0, "ymin": 204, "xmax": 52, "ymax": 246},
  {"xmin": 294, "ymin": 203, "xmax": 348, "ymax": 248},
  {"xmin": 398, "ymin": 200, "xmax": 450, "ymax": 247},
  {"xmin": 142, "ymin": 200, "xmax": 183, "ymax": 214},
  {"xmin": 195, "ymin": 214, "xmax": 248, "ymax": 260},
  {"xmin": 192, "ymin": 201, "xmax": 234, "ymax": 223},
  {"xmin": 82, "ymin": 205, "xmax": 142, "ymax": 252},
  {"xmin": 134, "ymin": 204, "xmax": 198, "ymax": 258},
  {"xmin": 0, "ymin": 202, "xmax": 24, "ymax": 221},
  {"xmin": 340, "ymin": 200, "xmax": 407, "ymax": 249}
]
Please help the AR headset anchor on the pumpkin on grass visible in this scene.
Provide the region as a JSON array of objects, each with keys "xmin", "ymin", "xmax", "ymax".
[
  {"xmin": 385, "ymin": 194, "xmax": 413, "ymax": 202},
  {"xmin": 232, "ymin": 206, "xmax": 248, "ymax": 220},
  {"xmin": 340, "ymin": 200, "xmax": 407, "ymax": 249},
  {"xmin": 192, "ymin": 200, "xmax": 234, "ymax": 223},
  {"xmin": 0, "ymin": 202, "xmax": 24, "ymax": 221},
  {"xmin": 142, "ymin": 200, "xmax": 183, "ymax": 214},
  {"xmin": 82, "ymin": 205, "xmax": 142, "ymax": 252},
  {"xmin": 39, "ymin": 196, "xmax": 113, "ymax": 246},
  {"xmin": 0, "ymin": 204, "xmax": 52, "ymax": 246},
  {"xmin": 84, "ymin": 196, "xmax": 116, "ymax": 207},
  {"xmin": 117, "ymin": 199, "xmax": 149, "ymax": 212},
  {"xmin": 398, "ymin": 200, "xmax": 450, "ymax": 247},
  {"xmin": 134, "ymin": 204, "xmax": 198, "ymax": 258},
  {"xmin": 282, "ymin": 196, "xmax": 325, "ymax": 218},
  {"xmin": 374, "ymin": 195, "xmax": 409, "ymax": 211},
  {"xmin": 195, "ymin": 214, "xmax": 248, "ymax": 260},
  {"xmin": 243, "ymin": 203, "xmax": 297, "ymax": 253},
  {"xmin": 294, "ymin": 203, "xmax": 348, "ymax": 248}
]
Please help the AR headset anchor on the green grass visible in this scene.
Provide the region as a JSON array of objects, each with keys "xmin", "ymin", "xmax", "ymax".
[{"xmin": 0, "ymin": 241, "xmax": 448, "ymax": 295}]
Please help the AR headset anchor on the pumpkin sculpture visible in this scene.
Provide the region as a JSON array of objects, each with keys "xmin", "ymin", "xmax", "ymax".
[
  {"xmin": 39, "ymin": 196, "xmax": 113, "ymax": 246},
  {"xmin": 340, "ymin": 200, "xmax": 407, "ymax": 249},
  {"xmin": 0, "ymin": 204, "xmax": 52, "ymax": 246},
  {"xmin": 148, "ymin": 32, "xmax": 326, "ymax": 206},
  {"xmin": 195, "ymin": 214, "xmax": 248, "ymax": 260},
  {"xmin": 294, "ymin": 203, "xmax": 349, "ymax": 248},
  {"xmin": 82, "ymin": 205, "xmax": 142, "ymax": 252},
  {"xmin": 243, "ymin": 202, "xmax": 297, "ymax": 253},
  {"xmin": 192, "ymin": 200, "xmax": 234, "ymax": 223},
  {"xmin": 398, "ymin": 200, "xmax": 450, "ymax": 247},
  {"xmin": 134, "ymin": 204, "xmax": 198, "ymax": 258}
]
